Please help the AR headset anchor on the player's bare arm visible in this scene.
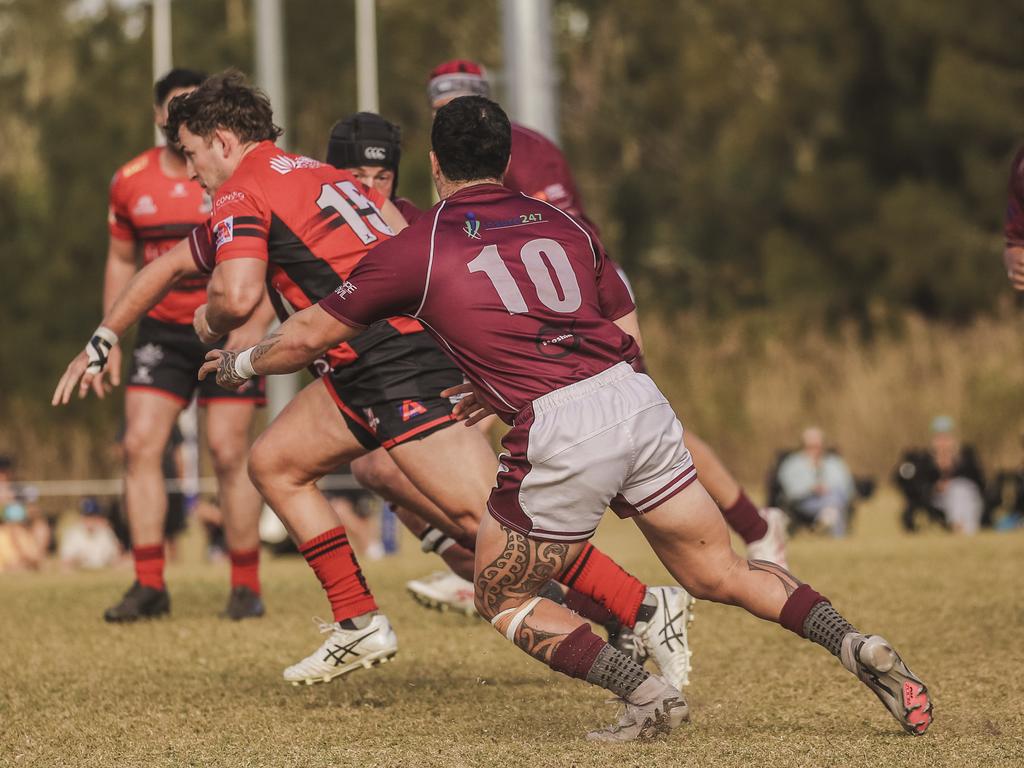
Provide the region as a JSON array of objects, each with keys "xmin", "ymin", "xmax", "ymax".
[
  {"xmin": 52, "ymin": 238, "xmax": 201, "ymax": 406},
  {"xmin": 198, "ymin": 303, "xmax": 359, "ymax": 389},
  {"xmin": 378, "ymin": 198, "xmax": 409, "ymax": 236},
  {"xmin": 196, "ymin": 257, "xmax": 269, "ymax": 343},
  {"xmin": 94, "ymin": 235, "xmax": 138, "ymax": 396},
  {"xmin": 613, "ymin": 310, "xmax": 644, "ymax": 352},
  {"xmin": 1003, "ymin": 245, "xmax": 1024, "ymax": 291}
]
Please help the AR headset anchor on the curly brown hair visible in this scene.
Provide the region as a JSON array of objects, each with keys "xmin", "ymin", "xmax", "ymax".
[{"xmin": 166, "ymin": 68, "xmax": 282, "ymax": 146}]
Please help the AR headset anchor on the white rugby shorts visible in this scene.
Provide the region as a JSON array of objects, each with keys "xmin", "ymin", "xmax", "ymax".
[{"xmin": 487, "ymin": 362, "xmax": 696, "ymax": 542}]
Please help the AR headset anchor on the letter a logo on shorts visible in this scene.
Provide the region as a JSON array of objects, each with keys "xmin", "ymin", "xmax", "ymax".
[{"xmin": 400, "ymin": 399, "xmax": 428, "ymax": 422}]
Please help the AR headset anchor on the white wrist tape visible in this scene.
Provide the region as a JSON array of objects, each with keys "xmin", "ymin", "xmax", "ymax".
[
  {"xmin": 233, "ymin": 347, "xmax": 256, "ymax": 379},
  {"xmin": 84, "ymin": 326, "xmax": 119, "ymax": 373}
]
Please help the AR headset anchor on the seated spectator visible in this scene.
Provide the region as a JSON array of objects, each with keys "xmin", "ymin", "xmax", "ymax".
[
  {"xmin": 60, "ymin": 497, "xmax": 122, "ymax": 570},
  {"xmin": 894, "ymin": 416, "xmax": 985, "ymax": 534},
  {"xmin": 0, "ymin": 455, "xmax": 49, "ymax": 571},
  {"xmin": 776, "ymin": 427, "xmax": 855, "ymax": 537}
]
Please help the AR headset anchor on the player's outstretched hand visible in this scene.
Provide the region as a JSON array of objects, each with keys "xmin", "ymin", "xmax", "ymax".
[
  {"xmin": 52, "ymin": 332, "xmax": 120, "ymax": 406},
  {"xmin": 198, "ymin": 349, "xmax": 248, "ymax": 391},
  {"xmin": 440, "ymin": 381, "xmax": 495, "ymax": 427}
]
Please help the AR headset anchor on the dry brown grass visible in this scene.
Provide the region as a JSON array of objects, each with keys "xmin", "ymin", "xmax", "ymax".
[
  {"xmin": 644, "ymin": 312, "xmax": 1024, "ymax": 486},
  {"xmin": 1, "ymin": 492, "xmax": 1022, "ymax": 767}
]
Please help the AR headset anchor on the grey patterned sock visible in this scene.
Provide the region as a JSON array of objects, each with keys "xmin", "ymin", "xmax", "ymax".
[
  {"xmin": 585, "ymin": 645, "xmax": 650, "ymax": 699},
  {"xmin": 802, "ymin": 601, "xmax": 857, "ymax": 657}
]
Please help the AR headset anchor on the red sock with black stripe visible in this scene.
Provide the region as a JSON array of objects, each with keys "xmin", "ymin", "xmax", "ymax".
[
  {"xmin": 133, "ymin": 543, "xmax": 165, "ymax": 590},
  {"xmin": 299, "ymin": 526, "xmax": 378, "ymax": 622},
  {"xmin": 558, "ymin": 543, "xmax": 647, "ymax": 628},
  {"xmin": 229, "ymin": 548, "xmax": 261, "ymax": 595}
]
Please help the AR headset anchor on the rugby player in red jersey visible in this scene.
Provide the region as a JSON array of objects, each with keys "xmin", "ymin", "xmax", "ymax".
[
  {"xmin": 427, "ymin": 60, "xmax": 789, "ymax": 566},
  {"xmin": 1003, "ymin": 146, "xmax": 1024, "ymax": 290},
  {"xmin": 54, "ymin": 72, "xmax": 693, "ymax": 689},
  {"xmin": 205, "ymin": 96, "xmax": 933, "ymax": 742},
  {"xmin": 94, "ymin": 69, "xmax": 270, "ymax": 622}
]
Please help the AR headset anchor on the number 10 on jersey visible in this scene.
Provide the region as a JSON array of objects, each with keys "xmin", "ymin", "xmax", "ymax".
[{"xmin": 468, "ymin": 238, "xmax": 582, "ymax": 314}]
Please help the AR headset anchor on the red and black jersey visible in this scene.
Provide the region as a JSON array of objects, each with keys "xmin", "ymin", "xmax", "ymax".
[
  {"xmin": 108, "ymin": 147, "xmax": 211, "ymax": 324},
  {"xmin": 188, "ymin": 141, "xmax": 421, "ymax": 366},
  {"xmin": 1005, "ymin": 146, "xmax": 1024, "ymax": 247}
]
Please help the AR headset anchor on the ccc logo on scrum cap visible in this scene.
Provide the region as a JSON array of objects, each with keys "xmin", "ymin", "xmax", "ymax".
[{"xmin": 364, "ymin": 146, "xmax": 387, "ymax": 161}]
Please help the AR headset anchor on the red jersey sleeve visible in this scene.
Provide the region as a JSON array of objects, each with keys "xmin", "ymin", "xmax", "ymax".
[
  {"xmin": 318, "ymin": 234, "xmax": 427, "ymax": 328},
  {"xmin": 596, "ymin": 251, "xmax": 636, "ymax": 321},
  {"xmin": 107, "ymin": 171, "xmax": 135, "ymax": 241},
  {"xmin": 1006, "ymin": 147, "xmax": 1024, "ymax": 247},
  {"xmin": 187, "ymin": 183, "xmax": 270, "ymax": 273}
]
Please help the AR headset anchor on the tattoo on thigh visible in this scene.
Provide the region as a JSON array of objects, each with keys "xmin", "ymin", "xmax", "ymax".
[
  {"xmin": 476, "ymin": 525, "xmax": 571, "ymax": 618},
  {"xmin": 747, "ymin": 559, "xmax": 802, "ymax": 597}
]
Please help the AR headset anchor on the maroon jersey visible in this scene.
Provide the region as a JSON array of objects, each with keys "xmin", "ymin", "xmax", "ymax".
[
  {"xmin": 188, "ymin": 141, "xmax": 421, "ymax": 367},
  {"xmin": 109, "ymin": 147, "xmax": 211, "ymax": 324},
  {"xmin": 394, "ymin": 196, "xmax": 423, "ymax": 225},
  {"xmin": 504, "ymin": 123, "xmax": 598, "ymax": 236},
  {"xmin": 1006, "ymin": 146, "xmax": 1024, "ymax": 246},
  {"xmin": 319, "ymin": 183, "xmax": 638, "ymax": 422}
]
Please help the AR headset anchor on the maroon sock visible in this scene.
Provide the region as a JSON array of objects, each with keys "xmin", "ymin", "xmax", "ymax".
[
  {"xmin": 779, "ymin": 583, "xmax": 828, "ymax": 637},
  {"xmin": 562, "ymin": 588, "xmax": 618, "ymax": 627},
  {"xmin": 299, "ymin": 527, "xmax": 378, "ymax": 622},
  {"xmin": 133, "ymin": 544, "xmax": 165, "ymax": 590},
  {"xmin": 559, "ymin": 543, "xmax": 647, "ymax": 628},
  {"xmin": 229, "ymin": 548, "xmax": 261, "ymax": 595},
  {"xmin": 722, "ymin": 490, "xmax": 768, "ymax": 544},
  {"xmin": 549, "ymin": 624, "xmax": 607, "ymax": 679}
]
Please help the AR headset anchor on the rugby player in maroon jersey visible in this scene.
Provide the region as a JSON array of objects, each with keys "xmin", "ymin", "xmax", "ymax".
[
  {"xmin": 95, "ymin": 69, "xmax": 272, "ymax": 622},
  {"xmin": 54, "ymin": 72, "xmax": 694, "ymax": 689},
  {"xmin": 1003, "ymin": 146, "xmax": 1024, "ymax": 290},
  {"xmin": 323, "ymin": 111, "xmax": 695, "ymax": 684},
  {"xmin": 427, "ymin": 59, "xmax": 789, "ymax": 567},
  {"xmin": 204, "ymin": 96, "xmax": 933, "ymax": 742}
]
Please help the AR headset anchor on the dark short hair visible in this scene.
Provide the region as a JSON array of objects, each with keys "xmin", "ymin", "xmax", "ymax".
[
  {"xmin": 154, "ymin": 68, "xmax": 206, "ymax": 106},
  {"xmin": 431, "ymin": 96, "xmax": 511, "ymax": 182},
  {"xmin": 165, "ymin": 69, "xmax": 282, "ymax": 146}
]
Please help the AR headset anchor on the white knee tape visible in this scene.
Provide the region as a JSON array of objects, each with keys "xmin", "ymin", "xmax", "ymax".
[{"xmin": 490, "ymin": 596, "xmax": 544, "ymax": 643}]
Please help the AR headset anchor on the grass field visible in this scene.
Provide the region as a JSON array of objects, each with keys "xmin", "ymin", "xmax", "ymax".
[{"xmin": 2, "ymin": 491, "xmax": 1022, "ymax": 768}]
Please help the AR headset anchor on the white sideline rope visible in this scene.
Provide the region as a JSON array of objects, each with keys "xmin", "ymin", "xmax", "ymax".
[{"xmin": 17, "ymin": 474, "xmax": 364, "ymax": 498}]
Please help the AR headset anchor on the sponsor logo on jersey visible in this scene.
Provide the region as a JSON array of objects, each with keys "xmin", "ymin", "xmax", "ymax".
[
  {"xmin": 170, "ymin": 182, "xmax": 189, "ymax": 198},
  {"xmin": 333, "ymin": 280, "xmax": 358, "ymax": 300},
  {"xmin": 480, "ymin": 212, "xmax": 545, "ymax": 230},
  {"xmin": 132, "ymin": 195, "xmax": 158, "ymax": 216},
  {"xmin": 269, "ymin": 154, "xmax": 322, "ymax": 175},
  {"xmin": 213, "ymin": 216, "xmax": 234, "ymax": 248},
  {"xmin": 214, "ymin": 190, "xmax": 246, "ymax": 210},
  {"xmin": 463, "ymin": 212, "xmax": 481, "ymax": 239},
  {"xmin": 534, "ymin": 322, "xmax": 582, "ymax": 359},
  {"xmin": 121, "ymin": 155, "xmax": 150, "ymax": 178},
  {"xmin": 364, "ymin": 145, "xmax": 387, "ymax": 161},
  {"xmin": 200, "ymin": 193, "xmax": 212, "ymax": 214}
]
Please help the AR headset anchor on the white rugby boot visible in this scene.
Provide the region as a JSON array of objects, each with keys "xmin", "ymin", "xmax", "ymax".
[
  {"xmin": 586, "ymin": 675, "xmax": 689, "ymax": 742},
  {"xmin": 633, "ymin": 586, "xmax": 695, "ymax": 689},
  {"xmin": 406, "ymin": 570, "xmax": 477, "ymax": 616},
  {"xmin": 746, "ymin": 506, "xmax": 790, "ymax": 569},
  {"xmin": 840, "ymin": 633, "xmax": 933, "ymax": 735},
  {"xmin": 283, "ymin": 614, "xmax": 398, "ymax": 686}
]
